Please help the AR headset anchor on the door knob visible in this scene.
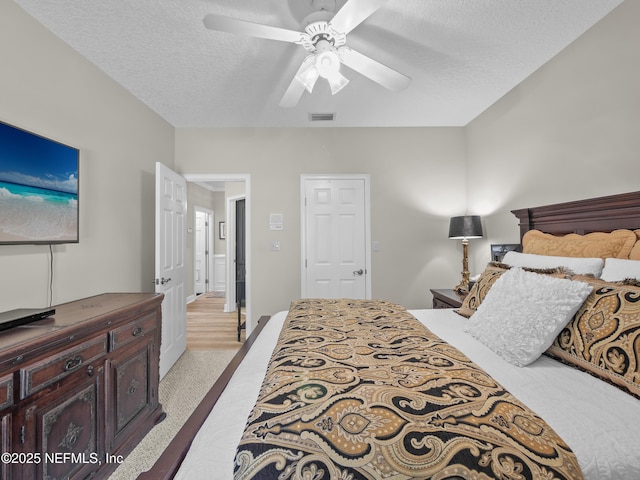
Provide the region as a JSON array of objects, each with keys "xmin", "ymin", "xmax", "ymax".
[
  {"xmin": 353, "ymin": 269, "xmax": 364, "ymax": 276},
  {"xmin": 161, "ymin": 277, "xmax": 172, "ymax": 285}
]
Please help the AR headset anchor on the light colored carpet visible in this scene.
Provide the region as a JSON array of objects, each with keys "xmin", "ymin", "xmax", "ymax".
[{"xmin": 107, "ymin": 349, "xmax": 238, "ymax": 480}]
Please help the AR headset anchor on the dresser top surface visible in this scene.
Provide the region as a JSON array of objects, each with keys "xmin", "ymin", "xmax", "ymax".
[{"xmin": 0, "ymin": 293, "xmax": 163, "ymax": 360}]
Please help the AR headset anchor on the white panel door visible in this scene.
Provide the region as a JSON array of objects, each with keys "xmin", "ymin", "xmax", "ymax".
[
  {"xmin": 194, "ymin": 209, "xmax": 209, "ymax": 295},
  {"xmin": 155, "ymin": 162, "xmax": 187, "ymax": 379},
  {"xmin": 302, "ymin": 176, "xmax": 370, "ymax": 299}
]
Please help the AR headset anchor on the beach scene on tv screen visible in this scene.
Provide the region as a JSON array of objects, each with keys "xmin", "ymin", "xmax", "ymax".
[{"xmin": 0, "ymin": 123, "xmax": 78, "ymax": 243}]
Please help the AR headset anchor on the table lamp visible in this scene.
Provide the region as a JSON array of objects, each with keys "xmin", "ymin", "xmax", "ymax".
[{"xmin": 449, "ymin": 215, "xmax": 483, "ymax": 293}]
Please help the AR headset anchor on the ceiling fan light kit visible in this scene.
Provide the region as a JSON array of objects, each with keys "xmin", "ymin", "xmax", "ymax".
[
  {"xmin": 327, "ymin": 70, "xmax": 350, "ymax": 95},
  {"xmin": 296, "ymin": 56, "xmax": 320, "ymax": 93},
  {"xmin": 296, "ymin": 38, "xmax": 350, "ymax": 95},
  {"xmin": 203, "ymin": 0, "xmax": 410, "ymax": 107}
]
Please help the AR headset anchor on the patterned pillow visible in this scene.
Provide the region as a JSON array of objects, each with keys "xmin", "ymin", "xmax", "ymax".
[
  {"xmin": 523, "ymin": 229, "xmax": 637, "ymax": 259},
  {"xmin": 456, "ymin": 262, "xmax": 571, "ymax": 318},
  {"xmin": 456, "ymin": 263, "xmax": 508, "ymax": 317},
  {"xmin": 546, "ymin": 276, "xmax": 640, "ymax": 398}
]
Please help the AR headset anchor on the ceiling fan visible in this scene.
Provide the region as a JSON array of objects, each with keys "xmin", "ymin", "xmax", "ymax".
[{"xmin": 203, "ymin": 0, "xmax": 411, "ymax": 107}]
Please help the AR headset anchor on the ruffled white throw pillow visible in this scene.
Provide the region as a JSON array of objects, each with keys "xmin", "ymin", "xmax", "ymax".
[{"xmin": 464, "ymin": 267, "xmax": 592, "ymax": 367}]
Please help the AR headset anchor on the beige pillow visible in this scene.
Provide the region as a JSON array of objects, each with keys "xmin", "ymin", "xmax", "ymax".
[
  {"xmin": 523, "ymin": 229, "xmax": 636, "ymax": 259},
  {"xmin": 629, "ymin": 230, "xmax": 640, "ymax": 260}
]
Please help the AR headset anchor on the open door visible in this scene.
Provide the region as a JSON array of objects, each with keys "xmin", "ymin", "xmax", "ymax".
[
  {"xmin": 155, "ymin": 162, "xmax": 187, "ymax": 378},
  {"xmin": 235, "ymin": 199, "xmax": 246, "ymax": 341}
]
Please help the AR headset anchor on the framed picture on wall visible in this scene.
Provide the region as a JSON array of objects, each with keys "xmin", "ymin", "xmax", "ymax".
[
  {"xmin": 491, "ymin": 243, "xmax": 521, "ymax": 262},
  {"xmin": 219, "ymin": 221, "xmax": 226, "ymax": 240}
]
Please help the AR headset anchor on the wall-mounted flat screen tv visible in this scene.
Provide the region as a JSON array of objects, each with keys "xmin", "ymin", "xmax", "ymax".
[{"xmin": 0, "ymin": 120, "xmax": 79, "ymax": 244}]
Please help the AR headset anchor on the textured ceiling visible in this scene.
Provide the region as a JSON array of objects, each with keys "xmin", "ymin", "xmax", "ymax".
[{"xmin": 14, "ymin": 0, "xmax": 622, "ymax": 128}]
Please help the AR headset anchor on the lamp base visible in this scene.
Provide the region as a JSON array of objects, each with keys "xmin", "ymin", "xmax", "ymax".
[
  {"xmin": 454, "ymin": 239, "xmax": 470, "ymax": 294},
  {"xmin": 453, "ymin": 279, "xmax": 470, "ymax": 295}
]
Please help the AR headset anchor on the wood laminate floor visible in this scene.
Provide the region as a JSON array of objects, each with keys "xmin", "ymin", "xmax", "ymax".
[{"xmin": 186, "ymin": 293, "xmax": 245, "ymax": 350}]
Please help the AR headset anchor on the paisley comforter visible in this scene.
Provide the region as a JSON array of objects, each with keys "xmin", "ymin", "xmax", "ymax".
[{"xmin": 234, "ymin": 299, "xmax": 583, "ymax": 480}]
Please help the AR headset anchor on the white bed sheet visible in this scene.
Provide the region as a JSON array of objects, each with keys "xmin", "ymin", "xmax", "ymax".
[{"xmin": 174, "ymin": 308, "xmax": 640, "ymax": 480}]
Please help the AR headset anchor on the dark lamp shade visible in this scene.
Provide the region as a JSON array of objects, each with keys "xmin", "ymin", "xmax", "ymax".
[{"xmin": 448, "ymin": 215, "xmax": 483, "ymax": 239}]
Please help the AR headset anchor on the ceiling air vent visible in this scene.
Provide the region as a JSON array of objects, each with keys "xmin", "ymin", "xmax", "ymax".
[{"xmin": 309, "ymin": 113, "xmax": 335, "ymax": 122}]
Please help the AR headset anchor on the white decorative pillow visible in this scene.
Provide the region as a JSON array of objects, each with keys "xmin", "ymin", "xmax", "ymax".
[
  {"xmin": 502, "ymin": 251, "xmax": 604, "ymax": 277},
  {"xmin": 464, "ymin": 267, "xmax": 592, "ymax": 367},
  {"xmin": 601, "ymin": 258, "xmax": 640, "ymax": 282}
]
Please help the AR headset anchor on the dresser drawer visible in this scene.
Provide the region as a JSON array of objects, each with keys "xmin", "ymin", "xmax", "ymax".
[
  {"xmin": 0, "ymin": 374, "xmax": 13, "ymax": 410},
  {"xmin": 20, "ymin": 336, "xmax": 108, "ymax": 399},
  {"xmin": 430, "ymin": 289, "xmax": 466, "ymax": 309},
  {"xmin": 109, "ymin": 313, "xmax": 157, "ymax": 352},
  {"xmin": 433, "ymin": 297, "xmax": 455, "ymax": 309}
]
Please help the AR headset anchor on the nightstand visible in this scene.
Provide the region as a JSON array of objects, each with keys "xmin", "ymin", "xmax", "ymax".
[{"xmin": 430, "ymin": 289, "xmax": 467, "ymax": 309}]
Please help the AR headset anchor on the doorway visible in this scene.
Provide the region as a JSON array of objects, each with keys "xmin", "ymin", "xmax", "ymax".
[{"xmin": 183, "ymin": 174, "xmax": 253, "ymax": 333}]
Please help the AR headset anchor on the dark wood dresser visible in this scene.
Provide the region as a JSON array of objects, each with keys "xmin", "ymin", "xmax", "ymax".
[{"xmin": 0, "ymin": 293, "xmax": 164, "ymax": 480}]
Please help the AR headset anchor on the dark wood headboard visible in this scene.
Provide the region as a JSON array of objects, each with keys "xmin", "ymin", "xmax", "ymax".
[{"xmin": 511, "ymin": 190, "xmax": 640, "ymax": 241}]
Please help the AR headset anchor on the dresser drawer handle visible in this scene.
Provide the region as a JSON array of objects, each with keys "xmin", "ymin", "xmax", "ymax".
[
  {"xmin": 132, "ymin": 327, "xmax": 144, "ymax": 337},
  {"xmin": 64, "ymin": 355, "xmax": 83, "ymax": 371},
  {"xmin": 128, "ymin": 380, "xmax": 138, "ymax": 395}
]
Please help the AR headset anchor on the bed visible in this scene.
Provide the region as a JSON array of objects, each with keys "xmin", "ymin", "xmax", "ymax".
[{"xmin": 140, "ymin": 190, "xmax": 640, "ymax": 480}]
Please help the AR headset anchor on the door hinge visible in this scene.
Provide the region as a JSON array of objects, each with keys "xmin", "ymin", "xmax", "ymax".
[{"xmin": 20, "ymin": 425, "xmax": 25, "ymax": 444}]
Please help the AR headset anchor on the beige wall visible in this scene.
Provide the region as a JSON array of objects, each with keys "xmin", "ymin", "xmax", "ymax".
[
  {"xmin": 0, "ymin": 2, "xmax": 174, "ymax": 310},
  {"xmin": 175, "ymin": 1, "xmax": 640, "ymax": 324},
  {"xmin": 175, "ymin": 128, "xmax": 467, "ymax": 323},
  {"xmin": 466, "ymin": 0, "xmax": 640, "ymax": 270},
  {"xmin": 3, "ymin": 0, "xmax": 637, "ymax": 329}
]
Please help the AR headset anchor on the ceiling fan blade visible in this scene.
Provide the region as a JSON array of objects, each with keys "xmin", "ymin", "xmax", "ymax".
[
  {"xmin": 329, "ymin": 0, "xmax": 388, "ymax": 35},
  {"xmin": 280, "ymin": 57, "xmax": 317, "ymax": 108},
  {"xmin": 203, "ymin": 14, "xmax": 303, "ymax": 44},
  {"xmin": 339, "ymin": 47, "xmax": 411, "ymax": 92},
  {"xmin": 279, "ymin": 79, "xmax": 306, "ymax": 108}
]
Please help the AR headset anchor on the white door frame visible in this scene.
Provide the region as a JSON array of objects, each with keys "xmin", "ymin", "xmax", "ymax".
[
  {"xmin": 194, "ymin": 205, "xmax": 214, "ymax": 295},
  {"xmin": 183, "ymin": 173, "xmax": 253, "ymax": 333},
  {"xmin": 300, "ymin": 173, "xmax": 372, "ymax": 299}
]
